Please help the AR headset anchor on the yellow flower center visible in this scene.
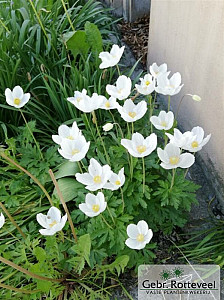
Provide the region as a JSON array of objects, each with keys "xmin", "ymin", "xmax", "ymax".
[
  {"xmin": 14, "ymin": 98, "xmax": 21, "ymax": 105},
  {"xmin": 71, "ymin": 149, "xmax": 79, "ymax": 155},
  {"xmin": 169, "ymin": 156, "xmax": 180, "ymax": 165},
  {"xmin": 76, "ymin": 97, "xmax": 82, "ymax": 102},
  {"xmin": 160, "ymin": 121, "xmax": 167, "ymax": 127},
  {"xmin": 167, "ymin": 84, "xmax": 175, "ymax": 89},
  {"xmin": 105, "ymin": 101, "xmax": 110, "ymax": 108},
  {"xmin": 117, "ymin": 89, "xmax": 122, "ymax": 94},
  {"xmin": 128, "ymin": 112, "xmax": 136, "ymax": 118},
  {"xmin": 67, "ymin": 135, "xmax": 74, "ymax": 140},
  {"xmin": 93, "ymin": 175, "xmax": 102, "ymax": 184},
  {"xmin": 115, "ymin": 180, "xmax": 121, "ymax": 185},
  {"xmin": 49, "ymin": 220, "xmax": 57, "ymax": 228},
  {"xmin": 92, "ymin": 204, "xmax": 100, "ymax": 213},
  {"xmin": 137, "ymin": 234, "xmax": 144, "ymax": 242},
  {"xmin": 145, "ymin": 80, "xmax": 150, "ymax": 86},
  {"xmin": 136, "ymin": 145, "xmax": 146, "ymax": 154},
  {"xmin": 191, "ymin": 141, "xmax": 199, "ymax": 148}
]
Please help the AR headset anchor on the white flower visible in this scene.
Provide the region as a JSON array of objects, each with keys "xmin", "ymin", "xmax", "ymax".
[
  {"xmin": 36, "ymin": 207, "xmax": 67, "ymax": 236},
  {"xmin": 182, "ymin": 126, "xmax": 211, "ymax": 153},
  {"xmin": 135, "ymin": 74, "xmax": 155, "ymax": 95},
  {"xmin": 79, "ymin": 192, "xmax": 107, "ymax": 217},
  {"xmin": 192, "ymin": 95, "xmax": 201, "ymax": 102},
  {"xmin": 149, "ymin": 62, "xmax": 168, "ymax": 79},
  {"xmin": 67, "ymin": 89, "xmax": 103, "ymax": 113},
  {"xmin": 104, "ymin": 167, "xmax": 125, "ymax": 190},
  {"xmin": 99, "ymin": 96, "xmax": 118, "ymax": 110},
  {"xmin": 166, "ymin": 128, "xmax": 196, "ymax": 148},
  {"xmin": 150, "ymin": 111, "xmax": 174, "ymax": 130},
  {"xmin": 121, "ymin": 132, "xmax": 157, "ymax": 158},
  {"xmin": 106, "ymin": 75, "xmax": 132, "ymax": 100},
  {"xmin": 0, "ymin": 213, "xmax": 5, "ymax": 229},
  {"xmin": 99, "ymin": 44, "xmax": 125, "ymax": 69},
  {"xmin": 116, "ymin": 99, "xmax": 147, "ymax": 123},
  {"xmin": 52, "ymin": 121, "xmax": 82, "ymax": 145},
  {"xmin": 58, "ymin": 136, "xmax": 90, "ymax": 162},
  {"xmin": 155, "ymin": 72, "xmax": 184, "ymax": 96},
  {"xmin": 103, "ymin": 123, "xmax": 114, "ymax": 132},
  {"xmin": 125, "ymin": 220, "xmax": 153, "ymax": 250},
  {"xmin": 75, "ymin": 158, "xmax": 112, "ymax": 191},
  {"xmin": 5, "ymin": 86, "xmax": 30, "ymax": 108},
  {"xmin": 157, "ymin": 143, "xmax": 195, "ymax": 169}
]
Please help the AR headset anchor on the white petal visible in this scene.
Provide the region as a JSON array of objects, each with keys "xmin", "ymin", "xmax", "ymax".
[
  {"xmin": 88, "ymin": 158, "xmax": 103, "ymax": 177},
  {"xmin": 127, "ymin": 224, "xmax": 139, "ymax": 239},
  {"xmin": 12, "ymin": 86, "xmax": 23, "ymax": 99},
  {"xmin": 178, "ymin": 153, "xmax": 195, "ymax": 168},
  {"xmin": 137, "ymin": 220, "xmax": 149, "ymax": 235},
  {"xmin": 48, "ymin": 207, "xmax": 61, "ymax": 223},
  {"xmin": 125, "ymin": 238, "xmax": 146, "ymax": 250},
  {"xmin": 76, "ymin": 173, "xmax": 93, "ymax": 185},
  {"xmin": 36, "ymin": 213, "xmax": 49, "ymax": 229},
  {"xmin": 39, "ymin": 228, "xmax": 57, "ymax": 236}
]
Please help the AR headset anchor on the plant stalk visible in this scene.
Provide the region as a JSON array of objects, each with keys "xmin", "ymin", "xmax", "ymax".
[{"xmin": 142, "ymin": 157, "xmax": 145, "ymax": 194}]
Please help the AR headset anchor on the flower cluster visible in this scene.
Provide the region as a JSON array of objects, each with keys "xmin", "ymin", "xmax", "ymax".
[{"xmin": 4, "ymin": 44, "xmax": 211, "ymax": 252}]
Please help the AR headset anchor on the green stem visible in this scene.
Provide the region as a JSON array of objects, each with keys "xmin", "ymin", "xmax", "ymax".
[
  {"xmin": 131, "ymin": 122, "xmax": 134, "ymax": 135},
  {"xmin": 130, "ymin": 155, "xmax": 133, "ymax": 181},
  {"xmin": 100, "ymin": 214, "xmax": 113, "ymax": 230},
  {"xmin": 0, "ymin": 152, "xmax": 53, "ymax": 206},
  {"xmin": 77, "ymin": 161, "xmax": 83, "ymax": 173},
  {"xmin": 84, "ymin": 113, "xmax": 96, "ymax": 142},
  {"xmin": 49, "ymin": 169, "xmax": 78, "ymax": 242},
  {"xmin": 175, "ymin": 94, "xmax": 192, "ymax": 121},
  {"xmin": 142, "ymin": 157, "xmax": 145, "ymax": 194},
  {"xmin": 149, "ymin": 94, "xmax": 153, "ymax": 133},
  {"xmin": 80, "ymin": 160, "xmax": 87, "ymax": 172},
  {"xmin": 120, "ymin": 187, "xmax": 125, "ymax": 213},
  {"xmin": 116, "ymin": 64, "xmax": 121, "ymax": 76},
  {"xmin": 19, "ymin": 109, "xmax": 43, "ymax": 160},
  {"xmin": 60, "ymin": 0, "xmax": 75, "ymax": 31},
  {"xmin": 109, "ymin": 110, "xmax": 119, "ymax": 137},
  {"xmin": 127, "ymin": 123, "xmax": 131, "ymax": 138},
  {"xmin": 168, "ymin": 95, "xmax": 171, "ymax": 111},
  {"xmin": 0, "ymin": 19, "xmax": 10, "ymax": 33},
  {"xmin": 0, "ymin": 202, "xmax": 26, "ymax": 239},
  {"xmin": 0, "ymin": 282, "xmax": 40, "ymax": 294},
  {"xmin": 170, "ymin": 169, "xmax": 176, "ymax": 190},
  {"xmin": 92, "ymin": 111, "xmax": 110, "ymax": 164},
  {"xmin": 106, "ymin": 205, "xmax": 115, "ymax": 226}
]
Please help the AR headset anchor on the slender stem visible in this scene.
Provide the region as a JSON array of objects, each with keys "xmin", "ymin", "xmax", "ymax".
[
  {"xmin": 131, "ymin": 122, "xmax": 134, "ymax": 135},
  {"xmin": 0, "ymin": 202, "xmax": 26, "ymax": 239},
  {"xmin": 19, "ymin": 109, "xmax": 43, "ymax": 160},
  {"xmin": 164, "ymin": 131, "xmax": 168, "ymax": 147},
  {"xmin": 92, "ymin": 111, "xmax": 110, "ymax": 164},
  {"xmin": 170, "ymin": 169, "xmax": 176, "ymax": 190},
  {"xmin": 0, "ymin": 282, "xmax": 40, "ymax": 294},
  {"xmin": 168, "ymin": 95, "xmax": 171, "ymax": 111},
  {"xmin": 175, "ymin": 94, "xmax": 193, "ymax": 121},
  {"xmin": 142, "ymin": 157, "xmax": 145, "ymax": 194},
  {"xmin": 48, "ymin": 169, "xmax": 78, "ymax": 242},
  {"xmin": 120, "ymin": 187, "xmax": 125, "ymax": 213},
  {"xmin": 100, "ymin": 214, "xmax": 113, "ymax": 230},
  {"xmin": 109, "ymin": 110, "xmax": 119, "ymax": 137},
  {"xmin": 84, "ymin": 113, "xmax": 96, "ymax": 142},
  {"xmin": 114, "ymin": 123, "xmax": 125, "ymax": 139},
  {"xmin": 116, "ymin": 64, "xmax": 121, "ymax": 76},
  {"xmin": 80, "ymin": 160, "xmax": 87, "ymax": 172},
  {"xmin": 0, "ymin": 152, "xmax": 53, "ymax": 206},
  {"xmin": 149, "ymin": 95, "xmax": 153, "ymax": 133},
  {"xmin": 106, "ymin": 205, "xmax": 115, "ymax": 226},
  {"xmin": 0, "ymin": 19, "xmax": 10, "ymax": 33},
  {"xmin": 130, "ymin": 154, "xmax": 133, "ymax": 181},
  {"xmin": 60, "ymin": 0, "xmax": 75, "ymax": 31},
  {"xmin": 0, "ymin": 255, "xmax": 64, "ymax": 282},
  {"xmin": 77, "ymin": 161, "xmax": 83, "ymax": 173},
  {"xmin": 127, "ymin": 123, "xmax": 131, "ymax": 138}
]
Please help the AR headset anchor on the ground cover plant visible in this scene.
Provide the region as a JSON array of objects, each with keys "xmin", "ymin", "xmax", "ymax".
[{"xmin": 0, "ymin": 41, "xmax": 211, "ymax": 298}]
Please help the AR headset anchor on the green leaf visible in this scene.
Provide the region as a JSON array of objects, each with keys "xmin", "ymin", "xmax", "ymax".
[
  {"xmin": 55, "ymin": 161, "xmax": 79, "ymax": 179},
  {"xmin": 84, "ymin": 21, "xmax": 103, "ymax": 59},
  {"xmin": 55, "ymin": 178, "xmax": 83, "ymax": 202},
  {"xmin": 66, "ymin": 30, "xmax": 90, "ymax": 59}
]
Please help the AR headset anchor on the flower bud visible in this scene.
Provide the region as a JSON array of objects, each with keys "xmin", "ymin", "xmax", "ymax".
[
  {"xmin": 192, "ymin": 95, "xmax": 201, "ymax": 102},
  {"xmin": 103, "ymin": 123, "xmax": 113, "ymax": 132}
]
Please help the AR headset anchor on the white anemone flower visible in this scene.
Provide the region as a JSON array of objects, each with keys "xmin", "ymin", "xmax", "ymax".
[
  {"xmin": 79, "ymin": 192, "xmax": 107, "ymax": 217},
  {"xmin": 155, "ymin": 72, "xmax": 184, "ymax": 96},
  {"xmin": 135, "ymin": 74, "xmax": 155, "ymax": 95},
  {"xmin": 125, "ymin": 220, "xmax": 153, "ymax": 250},
  {"xmin": 106, "ymin": 75, "xmax": 132, "ymax": 100},
  {"xmin": 182, "ymin": 126, "xmax": 211, "ymax": 153},
  {"xmin": 157, "ymin": 143, "xmax": 195, "ymax": 169},
  {"xmin": 116, "ymin": 99, "xmax": 147, "ymax": 123},
  {"xmin": 149, "ymin": 62, "xmax": 168, "ymax": 79},
  {"xmin": 104, "ymin": 167, "xmax": 125, "ymax": 190},
  {"xmin": 166, "ymin": 129, "xmax": 196, "ymax": 148},
  {"xmin": 36, "ymin": 207, "xmax": 67, "ymax": 236},
  {"xmin": 150, "ymin": 111, "xmax": 174, "ymax": 131},
  {"xmin": 0, "ymin": 213, "xmax": 5, "ymax": 229},
  {"xmin": 67, "ymin": 89, "xmax": 103, "ymax": 113},
  {"xmin": 99, "ymin": 44, "xmax": 125, "ymax": 69},
  {"xmin": 58, "ymin": 136, "xmax": 90, "ymax": 162},
  {"xmin": 75, "ymin": 158, "xmax": 112, "ymax": 191},
  {"xmin": 121, "ymin": 132, "xmax": 157, "ymax": 158},
  {"xmin": 103, "ymin": 123, "xmax": 114, "ymax": 132},
  {"xmin": 5, "ymin": 86, "xmax": 30, "ymax": 108},
  {"xmin": 52, "ymin": 121, "xmax": 82, "ymax": 145},
  {"xmin": 99, "ymin": 96, "xmax": 118, "ymax": 110}
]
